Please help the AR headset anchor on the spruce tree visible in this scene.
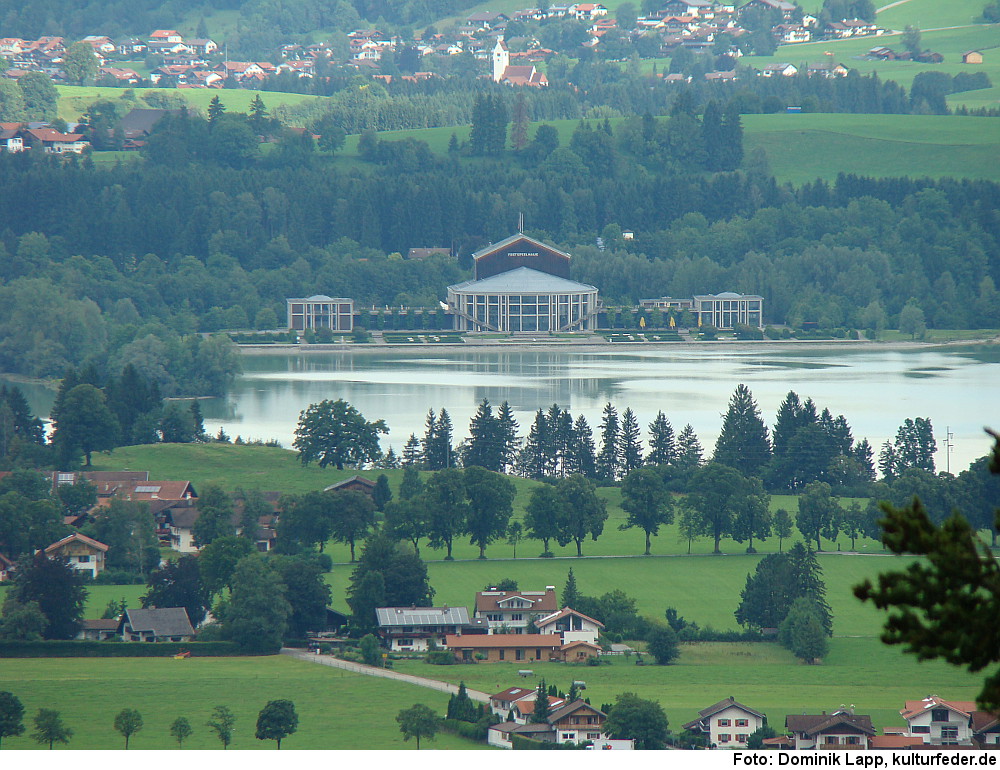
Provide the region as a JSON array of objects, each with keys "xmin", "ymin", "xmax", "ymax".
[
  {"xmin": 647, "ymin": 411, "xmax": 676, "ymax": 467},
  {"xmin": 618, "ymin": 408, "xmax": 644, "ymax": 474},
  {"xmin": 496, "ymin": 401, "xmax": 520, "ymax": 473},
  {"xmin": 713, "ymin": 384, "xmax": 771, "ymax": 477},
  {"xmin": 511, "ymin": 92, "xmax": 529, "ymax": 151},
  {"xmin": 567, "ymin": 414, "xmax": 597, "ymax": 478},
  {"xmin": 402, "ymin": 434, "xmax": 423, "ymax": 467},
  {"xmin": 466, "ymin": 399, "xmax": 502, "ymax": 471},
  {"xmin": 675, "ymin": 424, "xmax": 704, "ymax": 477},
  {"xmin": 530, "ymin": 679, "xmax": 551, "ymax": 723},
  {"xmin": 596, "ymin": 403, "xmax": 620, "ymax": 482},
  {"xmin": 563, "ymin": 568, "xmax": 580, "ymax": 608},
  {"xmin": 519, "ymin": 410, "xmax": 549, "ymax": 480},
  {"xmin": 400, "ymin": 465, "xmax": 424, "ymax": 500}
]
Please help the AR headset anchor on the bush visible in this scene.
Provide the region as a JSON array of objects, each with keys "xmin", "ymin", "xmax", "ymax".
[
  {"xmin": 764, "ymin": 326, "xmax": 782, "ymax": 340},
  {"xmin": 91, "ymin": 569, "xmax": 145, "ymax": 585},
  {"xmin": 441, "ymin": 718, "xmax": 488, "ymax": 741},
  {"xmin": 426, "ymin": 650, "xmax": 455, "ymax": 665}
]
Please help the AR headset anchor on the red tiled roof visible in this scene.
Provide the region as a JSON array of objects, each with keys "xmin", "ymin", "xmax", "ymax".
[
  {"xmin": 45, "ymin": 532, "xmax": 109, "ymax": 553},
  {"xmin": 534, "ymin": 607, "xmax": 605, "ymax": 629}
]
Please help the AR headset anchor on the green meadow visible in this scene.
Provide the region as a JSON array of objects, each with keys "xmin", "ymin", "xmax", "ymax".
[
  {"xmin": 56, "ymin": 85, "xmax": 321, "ymax": 123},
  {"xmin": 0, "ymin": 656, "xmax": 486, "ymax": 750},
  {"xmin": 391, "ymin": 636, "xmax": 979, "ymax": 733}
]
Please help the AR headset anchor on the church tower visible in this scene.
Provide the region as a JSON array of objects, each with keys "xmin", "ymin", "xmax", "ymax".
[{"xmin": 492, "ymin": 38, "xmax": 509, "ymax": 82}]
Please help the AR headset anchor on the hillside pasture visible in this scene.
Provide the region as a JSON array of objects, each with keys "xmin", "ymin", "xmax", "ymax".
[{"xmin": 0, "ymin": 656, "xmax": 487, "ymax": 750}]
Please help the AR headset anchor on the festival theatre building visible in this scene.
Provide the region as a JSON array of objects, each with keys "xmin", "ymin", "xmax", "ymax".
[{"xmin": 447, "ymin": 235, "xmax": 599, "ymax": 332}]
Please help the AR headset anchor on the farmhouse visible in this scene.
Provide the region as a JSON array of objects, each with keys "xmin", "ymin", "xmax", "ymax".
[
  {"xmin": 445, "ymin": 632, "xmax": 563, "ymax": 662},
  {"xmin": 118, "ymin": 607, "xmax": 196, "ymax": 642},
  {"xmin": 375, "ymin": 606, "xmax": 486, "ymax": 651},
  {"xmin": 785, "ymin": 709, "xmax": 876, "ymax": 749},
  {"xmin": 44, "ymin": 533, "xmax": 108, "ymax": 578},
  {"xmin": 682, "ymin": 696, "xmax": 767, "ymax": 748},
  {"xmin": 488, "ymin": 700, "xmax": 615, "ymax": 746},
  {"xmin": 899, "ymin": 696, "xmax": 976, "ymax": 746},
  {"xmin": 448, "ymin": 235, "xmax": 599, "ymax": 333},
  {"xmin": 324, "ymin": 475, "xmax": 376, "ymax": 494},
  {"xmin": 474, "ymin": 585, "xmax": 558, "ymax": 633},
  {"xmin": 963, "ymin": 51, "xmax": 983, "ymax": 64},
  {"xmin": 533, "ymin": 607, "xmax": 604, "ymax": 644}
]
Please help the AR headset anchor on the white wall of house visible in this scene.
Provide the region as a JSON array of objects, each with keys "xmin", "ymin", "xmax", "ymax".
[
  {"xmin": 906, "ymin": 709, "xmax": 973, "ymax": 745},
  {"xmin": 488, "ymin": 728, "xmax": 514, "ymax": 749},
  {"xmin": 171, "ymin": 526, "xmax": 198, "ymax": 552},
  {"xmin": 387, "ymin": 636, "xmax": 446, "ymax": 652},
  {"xmin": 709, "ymin": 705, "xmax": 764, "ymax": 747}
]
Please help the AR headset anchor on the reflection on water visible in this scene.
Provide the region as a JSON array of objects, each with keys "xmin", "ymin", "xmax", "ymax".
[
  {"xmin": 4, "ymin": 344, "xmax": 996, "ymax": 474},
  {"xmin": 210, "ymin": 345, "xmax": 998, "ymax": 473}
]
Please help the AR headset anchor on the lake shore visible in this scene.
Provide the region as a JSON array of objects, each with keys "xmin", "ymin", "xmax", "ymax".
[{"xmin": 237, "ymin": 334, "xmax": 1000, "ymax": 356}]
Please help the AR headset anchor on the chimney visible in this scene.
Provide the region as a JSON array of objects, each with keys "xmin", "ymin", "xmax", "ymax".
[{"xmin": 546, "ymin": 586, "xmax": 555, "ymax": 591}]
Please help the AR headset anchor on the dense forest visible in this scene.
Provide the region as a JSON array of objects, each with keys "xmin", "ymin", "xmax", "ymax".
[{"xmin": 0, "ymin": 100, "xmax": 997, "ymax": 386}]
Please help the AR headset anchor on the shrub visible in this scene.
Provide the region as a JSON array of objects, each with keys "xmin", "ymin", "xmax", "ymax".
[
  {"xmin": 91, "ymin": 569, "xmax": 145, "ymax": 585},
  {"xmin": 0, "ymin": 640, "xmax": 246, "ymax": 657},
  {"xmin": 426, "ymin": 650, "xmax": 455, "ymax": 665}
]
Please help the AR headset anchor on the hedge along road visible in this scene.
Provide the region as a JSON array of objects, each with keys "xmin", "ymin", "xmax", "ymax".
[{"xmin": 280, "ymin": 648, "xmax": 490, "ymax": 703}]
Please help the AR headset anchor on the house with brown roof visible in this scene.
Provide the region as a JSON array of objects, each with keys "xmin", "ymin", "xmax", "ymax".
[
  {"xmin": 0, "ymin": 552, "xmax": 15, "ymax": 581},
  {"xmin": 475, "ymin": 586, "xmax": 558, "ymax": 633},
  {"xmin": 785, "ymin": 709, "xmax": 876, "ymax": 749},
  {"xmin": 682, "ymin": 696, "xmax": 766, "ymax": 748},
  {"xmin": 488, "ymin": 700, "xmax": 619, "ymax": 747},
  {"xmin": 445, "ymin": 632, "xmax": 600, "ymax": 663},
  {"xmin": 77, "ymin": 618, "xmax": 119, "ymax": 641},
  {"xmin": 44, "ymin": 533, "xmax": 108, "ymax": 578},
  {"xmin": 972, "ymin": 712, "xmax": 1000, "ymax": 748},
  {"xmin": 324, "ymin": 475, "xmax": 376, "ymax": 495},
  {"xmin": 0, "ymin": 123, "xmax": 24, "ymax": 152},
  {"xmin": 376, "ymin": 606, "xmax": 486, "ymax": 651},
  {"xmin": 900, "ymin": 697, "xmax": 976, "ymax": 746},
  {"xmin": 19, "ymin": 127, "xmax": 89, "ymax": 154}
]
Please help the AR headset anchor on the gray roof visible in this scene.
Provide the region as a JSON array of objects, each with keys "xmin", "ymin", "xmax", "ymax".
[
  {"xmin": 287, "ymin": 295, "xmax": 353, "ymax": 303},
  {"xmin": 472, "ymin": 233, "xmax": 570, "ymax": 262},
  {"xmin": 449, "ymin": 267, "xmax": 597, "ymax": 295},
  {"xmin": 376, "ymin": 606, "xmax": 471, "ymax": 627},
  {"xmin": 120, "ymin": 607, "xmax": 195, "ymax": 637}
]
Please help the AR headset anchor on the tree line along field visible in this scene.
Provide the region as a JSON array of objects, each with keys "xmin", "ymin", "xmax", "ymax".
[{"xmin": 0, "ymin": 656, "xmax": 486, "ymax": 750}]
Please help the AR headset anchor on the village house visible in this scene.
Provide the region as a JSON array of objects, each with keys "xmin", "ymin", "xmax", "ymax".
[
  {"xmin": 118, "ymin": 607, "xmax": 195, "ymax": 642},
  {"xmin": 375, "ymin": 606, "xmax": 487, "ymax": 651},
  {"xmin": 973, "ymin": 712, "xmax": 1000, "ymax": 747},
  {"xmin": 475, "ymin": 585, "xmax": 558, "ymax": 633},
  {"xmin": 488, "ymin": 700, "xmax": 622, "ymax": 747},
  {"xmin": 81, "ymin": 36, "xmax": 116, "ymax": 53},
  {"xmin": 445, "ymin": 632, "xmax": 601, "ymax": 662},
  {"xmin": 532, "ymin": 607, "xmax": 604, "ymax": 644},
  {"xmin": 0, "ymin": 123, "xmax": 24, "ymax": 152},
  {"xmin": 899, "ymin": 696, "xmax": 976, "ymax": 746},
  {"xmin": 492, "ymin": 39, "xmax": 548, "ymax": 86},
  {"xmin": 758, "ymin": 62, "xmax": 797, "ymax": 77},
  {"xmin": 0, "ymin": 552, "xmax": 15, "ymax": 581},
  {"xmin": 773, "ymin": 23, "xmax": 810, "ymax": 43},
  {"xmin": 76, "ymin": 619, "xmax": 119, "ymax": 641},
  {"xmin": 324, "ymin": 475, "xmax": 376, "ymax": 495},
  {"xmin": 682, "ymin": 696, "xmax": 767, "ymax": 748},
  {"xmin": 963, "ymin": 51, "xmax": 984, "ymax": 64},
  {"xmin": 149, "ymin": 30, "xmax": 184, "ymax": 44},
  {"xmin": 43, "ymin": 533, "xmax": 108, "ymax": 578},
  {"xmin": 739, "ymin": 0, "xmax": 798, "ymax": 21},
  {"xmin": 785, "ymin": 709, "xmax": 876, "ymax": 749},
  {"xmin": 807, "ymin": 60, "xmax": 849, "ymax": 78},
  {"xmin": 18, "ymin": 127, "xmax": 89, "ymax": 154}
]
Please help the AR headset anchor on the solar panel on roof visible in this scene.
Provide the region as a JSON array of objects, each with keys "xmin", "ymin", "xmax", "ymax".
[{"xmin": 134, "ymin": 485, "xmax": 162, "ymax": 493}]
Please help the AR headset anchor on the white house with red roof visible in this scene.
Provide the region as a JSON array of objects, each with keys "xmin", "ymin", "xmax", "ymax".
[
  {"xmin": 19, "ymin": 127, "xmax": 89, "ymax": 154},
  {"xmin": 149, "ymin": 30, "xmax": 184, "ymax": 43},
  {"xmin": 900, "ymin": 697, "xmax": 976, "ymax": 746},
  {"xmin": 682, "ymin": 696, "xmax": 766, "ymax": 748},
  {"xmin": 44, "ymin": 533, "xmax": 109, "ymax": 578}
]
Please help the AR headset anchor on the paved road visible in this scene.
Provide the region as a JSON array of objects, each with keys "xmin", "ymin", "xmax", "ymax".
[{"xmin": 280, "ymin": 648, "xmax": 490, "ymax": 703}]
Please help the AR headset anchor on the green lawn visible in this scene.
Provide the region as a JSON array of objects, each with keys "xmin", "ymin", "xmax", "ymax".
[
  {"xmin": 391, "ymin": 636, "xmax": 980, "ymax": 735},
  {"xmin": 876, "ymin": 0, "xmax": 991, "ymax": 32},
  {"xmin": 0, "ymin": 656, "xmax": 487, "ymax": 750},
  {"xmin": 56, "ymin": 85, "xmax": 322, "ymax": 123},
  {"xmin": 741, "ymin": 113, "xmax": 1000, "ymax": 185}
]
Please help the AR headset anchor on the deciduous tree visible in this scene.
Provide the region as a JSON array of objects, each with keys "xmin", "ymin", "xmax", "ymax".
[
  {"xmin": 114, "ymin": 708, "xmax": 143, "ymax": 750},
  {"xmin": 255, "ymin": 700, "xmax": 298, "ymax": 749},
  {"xmin": 32, "ymin": 708, "xmax": 72, "ymax": 749},
  {"xmin": 0, "ymin": 691, "xmax": 25, "ymax": 749},
  {"xmin": 619, "ymin": 467, "xmax": 673, "ymax": 555},
  {"xmin": 604, "ymin": 692, "xmax": 669, "ymax": 749},
  {"xmin": 169, "ymin": 716, "xmax": 192, "ymax": 749},
  {"xmin": 207, "ymin": 705, "xmax": 236, "ymax": 749},
  {"xmin": 293, "ymin": 399, "xmax": 387, "ymax": 470},
  {"xmin": 555, "ymin": 475, "xmax": 607, "ymax": 556},
  {"xmin": 463, "ymin": 466, "xmax": 516, "ymax": 559},
  {"xmin": 396, "ymin": 703, "xmax": 440, "ymax": 749}
]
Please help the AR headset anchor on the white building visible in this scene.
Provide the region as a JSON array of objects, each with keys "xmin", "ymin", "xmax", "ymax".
[
  {"xmin": 693, "ymin": 292, "xmax": 764, "ymax": 329},
  {"xmin": 533, "ymin": 607, "xmax": 605, "ymax": 645},
  {"xmin": 900, "ymin": 697, "xmax": 976, "ymax": 746},
  {"xmin": 286, "ymin": 295, "xmax": 355, "ymax": 332},
  {"xmin": 474, "ymin": 586, "xmax": 558, "ymax": 633},
  {"xmin": 682, "ymin": 696, "xmax": 766, "ymax": 748}
]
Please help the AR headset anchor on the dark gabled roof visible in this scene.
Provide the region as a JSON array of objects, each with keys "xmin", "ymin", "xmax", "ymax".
[
  {"xmin": 324, "ymin": 475, "xmax": 376, "ymax": 492},
  {"xmin": 449, "ymin": 267, "xmax": 596, "ymax": 295},
  {"xmin": 785, "ymin": 712, "xmax": 876, "ymax": 737},
  {"xmin": 81, "ymin": 618, "xmax": 119, "ymax": 631},
  {"xmin": 119, "ymin": 607, "xmax": 195, "ymax": 637},
  {"xmin": 698, "ymin": 696, "xmax": 766, "ymax": 721},
  {"xmin": 547, "ymin": 699, "xmax": 606, "ymax": 724}
]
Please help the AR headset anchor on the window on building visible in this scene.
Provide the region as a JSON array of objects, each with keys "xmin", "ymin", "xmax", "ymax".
[
  {"xmin": 78, "ymin": 555, "xmax": 91, "ymax": 563},
  {"xmin": 498, "ymin": 649, "xmax": 505, "ymax": 660},
  {"xmin": 587, "ymin": 732, "xmax": 601, "ymax": 740},
  {"xmin": 912, "ymin": 726, "xmax": 931, "ymax": 734},
  {"xmin": 718, "ymin": 719, "xmax": 731, "ymax": 726},
  {"xmin": 718, "ymin": 734, "xmax": 731, "ymax": 743},
  {"xmin": 510, "ymin": 614, "xmax": 523, "ymax": 621},
  {"xmin": 562, "ymin": 733, "xmax": 574, "ymax": 741},
  {"xmin": 516, "ymin": 649, "xmax": 524, "ymax": 660},
  {"xmin": 736, "ymin": 719, "xmax": 749, "ymax": 727},
  {"xmin": 931, "ymin": 709, "xmax": 950, "ymax": 723},
  {"xmin": 737, "ymin": 734, "xmax": 748, "ymax": 743},
  {"xmin": 846, "ymin": 736, "xmax": 860, "ymax": 745},
  {"xmin": 941, "ymin": 727, "xmax": 959, "ymax": 743}
]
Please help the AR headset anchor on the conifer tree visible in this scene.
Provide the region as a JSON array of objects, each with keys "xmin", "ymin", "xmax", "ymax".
[
  {"xmin": 402, "ymin": 434, "xmax": 423, "ymax": 467},
  {"xmin": 567, "ymin": 414, "xmax": 597, "ymax": 478},
  {"xmin": 496, "ymin": 401, "xmax": 520, "ymax": 474},
  {"xmin": 618, "ymin": 408, "xmax": 644, "ymax": 475},
  {"xmin": 466, "ymin": 399, "xmax": 502, "ymax": 471},
  {"xmin": 531, "ymin": 679, "xmax": 551, "ymax": 723},
  {"xmin": 511, "ymin": 92, "xmax": 529, "ymax": 151},
  {"xmin": 647, "ymin": 411, "xmax": 676, "ymax": 467},
  {"xmin": 674, "ymin": 424, "xmax": 704, "ymax": 477},
  {"xmin": 519, "ymin": 410, "xmax": 549, "ymax": 480},
  {"xmin": 563, "ymin": 568, "xmax": 580, "ymax": 608},
  {"xmin": 596, "ymin": 403, "xmax": 620, "ymax": 482},
  {"xmin": 713, "ymin": 384, "xmax": 771, "ymax": 477}
]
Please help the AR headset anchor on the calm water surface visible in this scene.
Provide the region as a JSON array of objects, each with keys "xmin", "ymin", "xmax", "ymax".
[{"xmin": 201, "ymin": 344, "xmax": 998, "ymax": 473}]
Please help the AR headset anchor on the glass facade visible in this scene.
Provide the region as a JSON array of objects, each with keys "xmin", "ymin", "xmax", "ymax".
[
  {"xmin": 286, "ymin": 296, "xmax": 355, "ymax": 331},
  {"xmin": 449, "ymin": 289, "xmax": 598, "ymax": 332},
  {"xmin": 693, "ymin": 294, "xmax": 764, "ymax": 329}
]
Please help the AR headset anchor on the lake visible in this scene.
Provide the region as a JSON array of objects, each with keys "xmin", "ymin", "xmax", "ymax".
[{"xmin": 196, "ymin": 343, "xmax": 998, "ymax": 473}]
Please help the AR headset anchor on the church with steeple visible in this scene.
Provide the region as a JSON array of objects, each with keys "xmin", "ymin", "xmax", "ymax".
[{"xmin": 492, "ymin": 39, "xmax": 548, "ymax": 87}]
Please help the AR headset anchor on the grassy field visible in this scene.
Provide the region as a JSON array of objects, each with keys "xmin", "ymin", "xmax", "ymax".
[
  {"xmin": 89, "ymin": 444, "xmax": 883, "ymax": 565},
  {"xmin": 0, "ymin": 656, "xmax": 486, "ymax": 750},
  {"xmin": 875, "ymin": 0, "xmax": 991, "ymax": 32},
  {"xmin": 741, "ymin": 113, "xmax": 1000, "ymax": 184},
  {"xmin": 56, "ymin": 85, "xmax": 322, "ymax": 123},
  {"xmin": 391, "ymin": 636, "xmax": 980, "ymax": 735}
]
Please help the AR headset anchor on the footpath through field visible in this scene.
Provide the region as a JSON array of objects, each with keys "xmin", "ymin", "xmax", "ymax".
[{"xmin": 280, "ymin": 648, "xmax": 490, "ymax": 703}]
